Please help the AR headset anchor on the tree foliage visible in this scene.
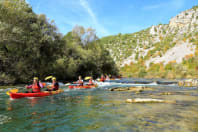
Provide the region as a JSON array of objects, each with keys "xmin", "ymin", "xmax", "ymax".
[{"xmin": 0, "ymin": 0, "xmax": 118, "ymax": 84}]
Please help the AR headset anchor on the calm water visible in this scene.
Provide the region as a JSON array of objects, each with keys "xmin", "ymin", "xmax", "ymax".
[{"xmin": 0, "ymin": 79, "xmax": 198, "ymax": 132}]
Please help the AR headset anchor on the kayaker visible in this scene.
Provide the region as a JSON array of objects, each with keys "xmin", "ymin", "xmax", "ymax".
[
  {"xmin": 47, "ymin": 77, "xmax": 59, "ymax": 91},
  {"xmin": 88, "ymin": 77, "xmax": 94, "ymax": 85},
  {"xmin": 105, "ymin": 75, "xmax": 110, "ymax": 80},
  {"xmin": 75, "ymin": 76, "xmax": 84, "ymax": 86},
  {"xmin": 100, "ymin": 74, "xmax": 106, "ymax": 82},
  {"xmin": 26, "ymin": 77, "xmax": 43, "ymax": 93}
]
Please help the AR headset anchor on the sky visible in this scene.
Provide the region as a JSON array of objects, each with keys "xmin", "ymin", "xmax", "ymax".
[{"xmin": 26, "ymin": 0, "xmax": 198, "ymax": 37}]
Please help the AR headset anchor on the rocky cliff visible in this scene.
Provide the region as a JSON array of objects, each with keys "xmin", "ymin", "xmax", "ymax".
[{"xmin": 100, "ymin": 6, "xmax": 198, "ymax": 78}]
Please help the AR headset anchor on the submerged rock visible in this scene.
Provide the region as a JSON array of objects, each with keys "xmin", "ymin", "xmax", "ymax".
[
  {"xmin": 0, "ymin": 115, "xmax": 11, "ymax": 125},
  {"xmin": 160, "ymin": 92, "xmax": 172, "ymax": 95},
  {"xmin": 156, "ymin": 81, "xmax": 178, "ymax": 85},
  {"xmin": 126, "ymin": 98, "xmax": 175, "ymax": 104},
  {"xmin": 126, "ymin": 98, "xmax": 164, "ymax": 103},
  {"xmin": 110, "ymin": 86, "xmax": 154, "ymax": 92}
]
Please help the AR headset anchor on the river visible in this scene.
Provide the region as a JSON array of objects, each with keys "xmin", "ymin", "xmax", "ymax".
[{"xmin": 0, "ymin": 78, "xmax": 198, "ymax": 132}]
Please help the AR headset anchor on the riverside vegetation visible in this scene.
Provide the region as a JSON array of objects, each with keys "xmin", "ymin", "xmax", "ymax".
[{"xmin": 0, "ymin": 0, "xmax": 118, "ymax": 85}]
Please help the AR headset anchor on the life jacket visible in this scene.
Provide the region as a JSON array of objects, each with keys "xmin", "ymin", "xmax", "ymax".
[
  {"xmin": 78, "ymin": 80, "xmax": 83, "ymax": 86},
  {"xmin": 100, "ymin": 77, "xmax": 105, "ymax": 82},
  {"xmin": 52, "ymin": 82, "xmax": 59, "ymax": 90},
  {"xmin": 32, "ymin": 83, "xmax": 41, "ymax": 93},
  {"xmin": 89, "ymin": 80, "xmax": 94, "ymax": 85}
]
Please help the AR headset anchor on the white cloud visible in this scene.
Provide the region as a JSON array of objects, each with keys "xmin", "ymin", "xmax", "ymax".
[
  {"xmin": 79, "ymin": 0, "xmax": 109, "ymax": 36},
  {"xmin": 27, "ymin": 0, "xmax": 109, "ymax": 37}
]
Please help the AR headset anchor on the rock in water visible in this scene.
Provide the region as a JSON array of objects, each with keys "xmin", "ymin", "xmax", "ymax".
[
  {"xmin": 110, "ymin": 86, "xmax": 153, "ymax": 92},
  {"xmin": 126, "ymin": 98, "xmax": 164, "ymax": 103}
]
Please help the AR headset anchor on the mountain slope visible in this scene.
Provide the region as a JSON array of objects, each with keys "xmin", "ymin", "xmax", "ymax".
[{"xmin": 100, "ymin": 6, "xmax": 198, "ymax": 78}]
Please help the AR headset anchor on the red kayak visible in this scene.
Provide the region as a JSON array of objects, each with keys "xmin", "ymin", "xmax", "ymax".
[
  {"xmin": 68, "ymin": 85, "xmax": 96, "ymax": 89},
  {"xmin": 10, "ymin": 89, "xmax": 64, "ymax": 99}
]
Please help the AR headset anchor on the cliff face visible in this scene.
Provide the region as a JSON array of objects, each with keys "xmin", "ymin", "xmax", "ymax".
[
  {"xmin": 100, "ymin": 6, "xmax": 198, "ymax": 69},
  {"xmin": 169, "ymin": 7, "xmax": 198, "ymax": 30}
]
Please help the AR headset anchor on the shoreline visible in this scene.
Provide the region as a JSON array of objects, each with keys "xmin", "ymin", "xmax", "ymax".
[{"xmin": 1, "ymin": 78, "xmax": 198, "ymax": 87}]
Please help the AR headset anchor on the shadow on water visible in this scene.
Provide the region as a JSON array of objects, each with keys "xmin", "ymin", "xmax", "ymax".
[{"xmin": 0, "ymin": 78, "xmax": 198, "ymax": 132}]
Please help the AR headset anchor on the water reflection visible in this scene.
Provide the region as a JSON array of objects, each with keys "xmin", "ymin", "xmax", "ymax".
[
  {"xmin": 5, "ymin": 99, "xmax": 13, "ymax": 111},
  {"xmin": 29, "ymin": 98, "xmax": 40, "ymax": 107}
]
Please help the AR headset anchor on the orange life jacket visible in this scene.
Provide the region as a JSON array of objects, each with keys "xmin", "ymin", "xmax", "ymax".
[
  {"xmin": 32, "ymin": 83, "xmax": 41, "ymax": 93},
  {"xmin": 100, "ymin": 77, "xmax": 105, "ymax": 82},
  {"xmin": 89, "ymin": 80, "xmax": 94, "ymax": 85}
]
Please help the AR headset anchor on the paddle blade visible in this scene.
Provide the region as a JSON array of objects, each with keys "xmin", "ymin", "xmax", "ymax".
[
  {"xmin": 45, "ymin": 76, "xmax": 53, "ymax": 80},
  {"xmin": 10, "ymin": 89, "xmax": 18, "ymax": 93},
  {"xmin": 6, "ymin": 91, "xmax": 10, "ymax": 96},
  {"xmin": 85, "ymin": 76, "xmax": 91, "ymax": 80},
  {"xmin": 6, "ymin": 89, "xmax": 18, "ymax": 95}
]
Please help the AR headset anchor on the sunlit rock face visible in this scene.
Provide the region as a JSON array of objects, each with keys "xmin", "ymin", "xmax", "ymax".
[{"xmin": 102, "ymin": 6, "xmax": 198, "ymax": 68}]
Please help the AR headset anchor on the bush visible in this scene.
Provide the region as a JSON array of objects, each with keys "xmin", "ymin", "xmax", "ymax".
[
  {"xmin": 0, "ymin": 73, "xmax": 16, "ymax": 85},
  {"xmin": 138, "ymin": 68, "xmax": 147, "ymax": 78}
]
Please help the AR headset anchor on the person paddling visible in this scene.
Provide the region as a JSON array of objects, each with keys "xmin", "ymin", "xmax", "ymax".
[
  {"xmin": 100, "ymin": 74, "xmax": 106, "ymax": 82},
  {"xmin": 75, "ymin": 76, "xmax": 84, "ymax": 86},
  {"xmin": 88, "ymin": 77, "xmax": 94, "ymax": 85},
  {"xmin": 47, "ymin": 77, "xmax": 59, "ymax": 91},
  {"xmin": 105, "ymin": 75, "xmax": 110, "ymax": 80},
  {"xmin": 26, "ymin": 77, "xmax": 43, "ymax": 93}
]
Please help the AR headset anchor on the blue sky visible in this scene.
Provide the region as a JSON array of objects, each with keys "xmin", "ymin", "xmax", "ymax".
[{"xmin": 26, "ymin": 0, "xmax": 198, "ymax": 37}]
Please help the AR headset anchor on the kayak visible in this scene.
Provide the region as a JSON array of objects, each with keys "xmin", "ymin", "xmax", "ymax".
[
  {"xmin": 9, "ymin": 89, "xmax": 64, "ymax": 99},
  {"xmin": 68, "ymin": 85, "xmax": 96, "ymax": 89}
]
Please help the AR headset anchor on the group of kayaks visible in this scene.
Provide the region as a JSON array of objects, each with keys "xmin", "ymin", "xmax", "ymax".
[
  {"xmin": 7, "ymin": 76, "xmax": 120, "ymax": 99},
  {"xmin": 8, "ymin": 84, "xmax": 98, "ymax": 99}
]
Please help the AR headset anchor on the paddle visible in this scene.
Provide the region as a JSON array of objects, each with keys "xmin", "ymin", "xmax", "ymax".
[
  {"xmin": 84, "ymin": 76, "xmax": 91, "ymax": 80},
  {"xmin": 6, "ymin": 89, "xmax": 19, "ymax": 96},
  {"xmin": 45, "ymin": 75, "xmax": 53, "ymax": 80},
  {"xmin": 44, "ymin": 76, "xmax": 53, "ymax": 89}
]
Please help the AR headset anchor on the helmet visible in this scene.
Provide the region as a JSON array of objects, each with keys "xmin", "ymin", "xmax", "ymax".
[
  {"xmin": 33, "ymin": 77, "xmax": 38, "ymax": 80},
  {"xmin": 52, "ymin": 77, "xmax": 56, "ymax": 81}
]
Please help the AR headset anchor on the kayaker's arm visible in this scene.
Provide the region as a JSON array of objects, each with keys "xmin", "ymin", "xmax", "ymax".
[
  {"xmin": 26, "ymin": 85, "xmax": 32, "ymax": 89},
  {"xmin": 39, "ymin": 82, "xmax": 44, "ymax": 88}
]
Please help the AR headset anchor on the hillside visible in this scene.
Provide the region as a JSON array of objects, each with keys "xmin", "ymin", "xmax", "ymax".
[{"xmin": 100, "ymin": 6, "xmax": 198, "ymax": 78}]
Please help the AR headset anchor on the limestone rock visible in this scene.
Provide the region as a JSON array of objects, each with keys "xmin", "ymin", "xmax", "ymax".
[
  {"xmin": 126, "ymin": 98, "xmax": 164, "ymax": 103},
  {"xmin": 110, "ymin": 86, "xmax": 154, "ymax": 92}
]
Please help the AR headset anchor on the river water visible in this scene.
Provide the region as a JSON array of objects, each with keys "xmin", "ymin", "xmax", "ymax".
[{"xmin": 0, "ymin": 78, "xmax": 198, "ymax": 132}]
